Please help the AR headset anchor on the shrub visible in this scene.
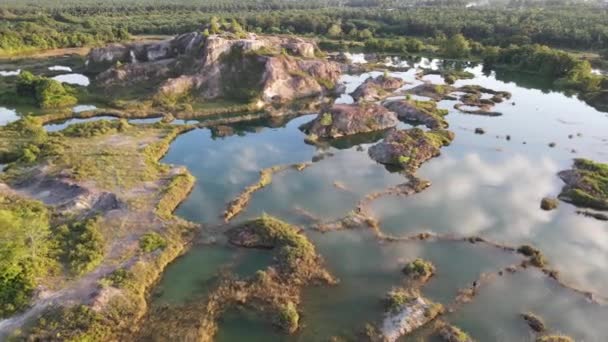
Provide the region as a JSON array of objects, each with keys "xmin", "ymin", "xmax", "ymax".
[
  {"xmin": 56, "ymin": 217, "xmax": 105, "ymax": 275},
  {"xmin": 16, "ymin": 71, "xmax": 77, "ymax": 109},
  {"xmin": 103, "ymin": 268, "xmax": 132, "ymax": 288},
  {"xmin": 0, "ymin": 195, "xmax": 52, "ymax": 318},
  {"xmin": 320, "ymin": 113, "xmax": 333, "ymax": 126},
  {"xmin": 139, "ymin": 232, "xmax": 167, "ymax": 253},
  {"xmin": 275, "ymin": 301, "xmax": 299, "ymax": 333},
  {"xmin": 402, "ymin": 258, "xmax": 435, "ymax": 280}
]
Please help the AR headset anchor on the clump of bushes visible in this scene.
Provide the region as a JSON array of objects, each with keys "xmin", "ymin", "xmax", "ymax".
[
  {"xmin": 384, "ymin": 287, "xmax": 417, "ymax": 313},
  {"xmin": 56, "ymin": 217, "xmax": 105, "ymax": 275},
  {"xmin": 139, "ymin": 232, "xmax": 167, "ymax": 253},
  {"xmin": 28, "ymin": 304, "xmax": 111, "ymax": 341},
  {"xmin": 61, "ymin": 119, "xmax": 129, "ymax": 138},
  {"xmin": 439, "ymin": 323, "xmax": 473, "ymax": 342},
  {"xmin": 16, "ymin": 71, "xmax": 78, "ymax": 109},
  {"xmin": 275, "ymin": 301, "xmax": 299, "ymax": 333},
  {"xmin": 517, "ymin": 245, "xmax": 547, "ymax": 268},
  {"xmin": 0, "ymin": 194, "xmax": 53, "ymax": 318},
  {"xmin": 100, "ymin": 268, "xmax": 132, "ymax": 288},
  {"xmin": 402, "ymin": 258, "xmax": 435, "ymax": 281}
]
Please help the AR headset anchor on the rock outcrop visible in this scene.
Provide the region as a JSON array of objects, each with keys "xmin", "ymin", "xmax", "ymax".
[
  {"xmin": 88, "ymin": 32, "xmax": 205, "ymax": 73},
  {"xmin": 381, "ymin": 288, "xmax": 443, "ymax": 342},
  {"xmin": 300, "ymin": 103, "xmax": 398, "ymax": 139},
  {"xmin": 384, "ymin": 99, "xmax": 448, "ymax": 129},
  {"xmin": 351, "ymin": 75, "xmax": 405, "ymax": 102},
  {"xmin": 89, "ymin": 32, "xmax": 340, "ymax": 106},
  {"xmin": 406, "ymin": 83, "xmax": 456, "ymax": 101},
  {"xmin": 368, "ymin": 128, "xmax": 454, "ymax": 170},
  {"xmin": 438, "ymin": 324, "xmax": 475, "ymax": 342},
  {"xmin": 454, "ymin": 85, "xmax": 512, "ymax": 116},
  {"xmin": 558, "ymin": 158, "xmax": 608, "ymax": 211}
]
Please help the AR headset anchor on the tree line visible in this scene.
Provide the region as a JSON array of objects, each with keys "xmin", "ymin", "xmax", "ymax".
[{"xmin": 1, "ymin": 2, "xmax": 608, "ymax": 55}]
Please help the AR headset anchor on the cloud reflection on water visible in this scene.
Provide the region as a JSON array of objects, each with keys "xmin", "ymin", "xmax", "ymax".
[{"xmin": 372, "ymin": 152, "xmax": 608, "ymax": 295}]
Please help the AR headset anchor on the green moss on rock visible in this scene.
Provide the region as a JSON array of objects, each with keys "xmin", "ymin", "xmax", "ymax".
[
  {"xmin": 402, "ymin": 258, "xmax": 435, "ymax": 281},
  {"xmin": 558, "ymin": 158, "xmax": 608, "ymax": 211}
]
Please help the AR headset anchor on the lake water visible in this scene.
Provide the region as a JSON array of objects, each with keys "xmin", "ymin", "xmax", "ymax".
[
  {"xmin": 0, "ymin": 107, "xmax": 19, "ymax": 125},
  {"xmin": 0, "ymin": 69, "xmax": 20, "ymax": 77},
  {"xmin": 146, "ymin": 57, "xmax": 608, "ymax": 341},
  {"xmin": 52, "ymin": 73, "xmax": 90, "ymax": 86}
]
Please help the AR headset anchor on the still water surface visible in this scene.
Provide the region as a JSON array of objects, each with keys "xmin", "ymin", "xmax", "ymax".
[{"xmin": 152, "ymin": 57, "xmax": 608, "ymax": 341}]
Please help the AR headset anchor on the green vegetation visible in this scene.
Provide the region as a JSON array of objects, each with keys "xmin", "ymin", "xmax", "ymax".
[
  {"xmin": 155, "ymin": 173, "xmax": 195, "ymax": 219},
  {"xmin": 0, "ymin": 194, "xmax": 53, "ymax": 318},
  {"xmin": 439, "ymin": 324, "xmax": 473, "ymax": 342},
  {"xmin": 384, "ymin": 287, "xmax": 417, "ymax": 313},
  {"xmin": 440, "ymin": 34, "xmax": 471, "ymax": 59},
  {"xmin": 484, "ymin": 44, "xmax": 608, "ymax": 109},
  {"xmin": 320, "ymin": 113, "xmax": 333, "ymax": 126},
  {"xmin": 56, "ymin": 217, "xmax": 105, "ymax": 275},
  {"xmin": 61, "ymin": 119, "xmax": 129, "ymax": 138},
  {"xmin": 517, "ymin": 244, "xmax": 547, "ymax": 268},
  {"xmin": 402, "ymin": 258, "xmax": 435, "ymax": 280},
  {"xmin": 559, "ymin": 158, "xmax": 608, "ymax": 210},
  {"xmin": 138, "ymin": 215, "xmax": 335, "ymax": 340},
  {"xmin": 29, "ymin": 305, "xmax": 112, "ymax": 341},
  {"xmin": 139, "ymin": 232, "xmax": 167, "ymax": 253},
  {"xmin": 421, "ymin": 68, "xmax": 474, "ymax": 84},
  {"xmin": 228, "ymin": 214, "xmax": 319, "ymax": 276},
  {"xmin": 3, "ymin": 1, "xmax": 608, "ymax": 55},
  {"xmin": 384, "ymin": 287, "xmax": 444, "ymax": 319},
  {"xmin": 275, "ymin": 301, "xmax": 299, "ymax": 334},
  {"xmin": 16, "ymin": 71, "xmax": 78, "ymax": 109},
  {"xmin": 102, "ymin": 268, "xmax": 132, "ymax": 288}
]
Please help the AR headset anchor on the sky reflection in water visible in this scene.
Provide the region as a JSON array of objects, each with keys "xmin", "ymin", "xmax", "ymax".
[{"xmin": 156, "ymin": 56, "xmax": 608, "ymax": 340}]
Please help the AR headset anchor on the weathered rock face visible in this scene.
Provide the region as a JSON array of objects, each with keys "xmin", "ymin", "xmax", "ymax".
[
  {"xmin": 301, "ymin": 103, "xmax": 399, "ymax": 139},
  {"xmin": 351, "ymin": 75, "xmax": 405, "ymax": 102},
  {"xmin": 381, "ymin": 288, "xmax": 443, "ymax": 342},
  {"xmin": 368, "ymin": 128, "xmax": 454, "ymax": 170},
  {"xmin": 384, "ymin": 99, "xmax": 448, "ymax": 129},
  {"xmin": 89, "ymin": 32, "xmax": 339, "ymax": 105},
  {"xmin": 87, "ymin": 32, "xmax": 205, "ymax": 73},
  {"xmin": 96, "ymin": 58, "xmax": 176, "ymax": 87}
]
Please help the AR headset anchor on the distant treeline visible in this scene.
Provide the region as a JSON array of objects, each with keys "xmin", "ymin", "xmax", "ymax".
[{"xmin": 1, "ymin": 1, "xmax": 608, "ymax": 55}]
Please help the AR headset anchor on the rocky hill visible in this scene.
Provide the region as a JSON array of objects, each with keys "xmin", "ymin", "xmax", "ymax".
[{"xmin": 87, "ymin": 32, "xmax": 341, "ymax": 105}]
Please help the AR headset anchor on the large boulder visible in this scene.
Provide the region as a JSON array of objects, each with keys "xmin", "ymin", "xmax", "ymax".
[
  {"xmin": 351, "ymin": 75, "xmax": 405, "ymax": 102},
  {"xmin": 368, "ymin": 128, "xmax": 454, "ymax": 170},
  {"xmin": 384, "ymin": 99, "xmax": 448, "ymax": 129},
  {"xmin": 301, "ymin": 103, "xmax": 399, "ymax": 139}
]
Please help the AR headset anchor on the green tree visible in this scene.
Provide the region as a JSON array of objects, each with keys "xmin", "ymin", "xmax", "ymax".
[
  {"xmin": 327, "ymin": 24, "xmax": 342, "ymax": 38},
  {"xmin": 441, "ymin": 34, "xmax": 471, "ymax": 58}
]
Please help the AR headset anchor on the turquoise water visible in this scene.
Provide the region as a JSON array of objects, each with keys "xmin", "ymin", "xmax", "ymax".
[{"xmin": 149, "ymin": 57, "xmax": 608, "ymax": 341}]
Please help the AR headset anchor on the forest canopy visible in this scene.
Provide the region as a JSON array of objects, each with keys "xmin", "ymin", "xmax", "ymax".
[{"xmin": 1, "ymin": 0, "xmax": 608, "ymax": 55}]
